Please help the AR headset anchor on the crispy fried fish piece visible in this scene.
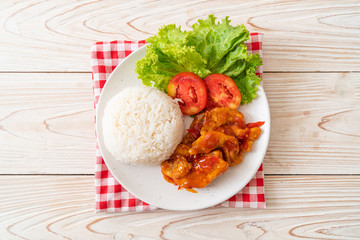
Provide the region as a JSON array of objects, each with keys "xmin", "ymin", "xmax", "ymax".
[
  {"xmin": 161, "ymin": 143, "xmax": 228, "ymax": 190},
  {"xmin": 161, "ymin": 107, "xmax": 264, "ymax": 191},
  {"xmin": 189, "ymin": 131, "xmax": 242, "ymax": 167},
  {"xmin": 200, "ymin": 107, "xmax": 245, "ymax": 135},
  {"xmin": 182, "ymin": 112, "xmax": 205, "ymax": 146},
  {"xmin": 170, "ymin": 155, "xmax": 228, "ymax": 189}
]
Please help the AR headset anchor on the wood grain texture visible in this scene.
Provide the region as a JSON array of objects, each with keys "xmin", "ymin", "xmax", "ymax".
[
  {"xmin": 0, "ymin": 0, "xmax": 359, "ymax": 72},
  {"xmin": 1, "ymin": 1, "xmax": 359, "ymax": 238},
  {"xmin": 0, "ymin": 72, "xmax": 359, "ymax": 174},
  {"xmin": 263, "ymin": 72, "xmax": 360, "ymax": 174},
  {"xmin": 0, "ymin": 175, "xmax": 359, "ymax": 240},
  {"xmin": 0, "ymin": 73, "xmax": 95, "ymax": 174}
]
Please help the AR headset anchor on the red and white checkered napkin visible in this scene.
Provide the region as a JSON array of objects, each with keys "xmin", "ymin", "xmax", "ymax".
[{"xmin": 91, "ymin": 33, "xmax": 265, "ymax": 212}]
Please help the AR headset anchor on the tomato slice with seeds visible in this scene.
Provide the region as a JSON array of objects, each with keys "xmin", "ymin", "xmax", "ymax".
[
  {"xmin": 203, "ymin": 74, "xmax": 241, "ymax": 110},
  {"xmin": 167, "ymin": 72, "xmax": 208, "ymax": 115}
]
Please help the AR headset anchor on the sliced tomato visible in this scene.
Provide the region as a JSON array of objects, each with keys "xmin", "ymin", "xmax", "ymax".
[
  {"xmin": 203, "ymin": 74, "xmax": 241, "ymax": 110},
  {"xmin": 167, "ymin": 72, "xmax": 207, "ymax": 115}
]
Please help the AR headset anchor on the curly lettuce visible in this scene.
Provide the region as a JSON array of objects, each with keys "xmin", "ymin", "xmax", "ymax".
[
  {"xmin": 135, "ymin": 24, "xmax": 210, "ymax": 92},
  {"xmin": 135, "ymin": 15, "xmax": 262, "ymax": 104}
]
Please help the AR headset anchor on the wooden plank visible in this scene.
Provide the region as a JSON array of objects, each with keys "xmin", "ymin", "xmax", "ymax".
[
  {"xmin": 0, "ymin": 73, "xmax": 95, "ymax": 174},
  {"xmin": 0, "ymin": 175, "xmax": 359, "ymax": 239},
  {"xmin": 0, "ymin": 72, "xmax": 359, "ymax": 174},
  {"xmin": 263, "ymin": 72, "xmax": 360, "ymax": 174},
  {"xmin": 0, "ymin": 0, "xmax": 359, "ymax": 72}
]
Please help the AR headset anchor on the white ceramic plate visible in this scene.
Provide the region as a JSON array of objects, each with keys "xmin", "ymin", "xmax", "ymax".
[{"xmin": 96, "ymin": 46, "xmax": 270, "ymax": 211}]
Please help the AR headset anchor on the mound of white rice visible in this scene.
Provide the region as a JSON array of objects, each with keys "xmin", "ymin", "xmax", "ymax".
[{"xmin": 102, "ymin": 85, "xmax": 184, "ymax": 165}]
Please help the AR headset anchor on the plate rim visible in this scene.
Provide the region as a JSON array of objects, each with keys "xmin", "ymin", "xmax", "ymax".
[{"xmin": 95, "ymin": 45, "xmax": 271, "ymax": 211}]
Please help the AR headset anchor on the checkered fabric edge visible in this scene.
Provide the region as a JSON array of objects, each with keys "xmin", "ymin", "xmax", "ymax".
[{"xmin": 91, "ymin": 34, "xmax": 265, "ymax": 212}]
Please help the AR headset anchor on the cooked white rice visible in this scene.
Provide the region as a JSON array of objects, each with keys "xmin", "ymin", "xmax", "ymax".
[{"xmin": 102, "ymin": 85, "xmax": 184, "ymax": 165}]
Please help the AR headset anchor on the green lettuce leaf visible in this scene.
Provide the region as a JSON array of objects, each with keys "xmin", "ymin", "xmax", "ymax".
[
  {"xmin": 135, "ymin": 24, "xmax": 210, "ymax": 91},
  {"xmin": 135, "ymin": 15, "xmax": 263, "ymax": 104},
  {"xmin": 187, "ymin": 15, "xmax": 249, "ymax": 71},
  {"xmin": 216, "ymin": 50, "xmax": 263, "ymax": 104},
  {"xmin": 234, "ymin": 66, "xmax": 262, "ymax": 105},
  {"xmin": 212, "ymin": 44, "xmax": 249, "ymax": 77},
  {"xmin": 146, "ymin": 24, "xmax": 187, "ymax": 48},
  {"xmin": 135, "ymin": 44, "xmax": 210, "ymax": 92}
]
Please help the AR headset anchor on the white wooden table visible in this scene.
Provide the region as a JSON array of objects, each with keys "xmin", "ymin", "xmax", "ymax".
[{"xmin": 1, "ymin": 1, "xmax": 360, "ymax": 239}]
